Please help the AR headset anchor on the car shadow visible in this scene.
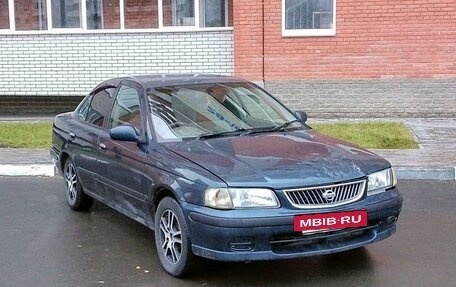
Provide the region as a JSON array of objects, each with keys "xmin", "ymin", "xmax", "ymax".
[
  {"xmin": 184, "ymin": 247, "xmax": 375, "ymax": 286},
  {"xmin": 87, "ymin": 200, "xmax": 376, "ymax": 286}
]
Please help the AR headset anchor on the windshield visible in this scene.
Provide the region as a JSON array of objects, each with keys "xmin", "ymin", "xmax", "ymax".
[{"xmin": 148, "ymin": 82, "xmax": 303, "ymax": 142}]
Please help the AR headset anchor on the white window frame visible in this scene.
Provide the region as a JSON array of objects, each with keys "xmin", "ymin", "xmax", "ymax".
[
  {"xmin": 1, "ymin": 0, "xmax": 232, "ymax": 34},
  {"xmin": 282, "ymin": 0, "xmax": 336, "ymax": 37},
  {"xmin": 7, "ymin": 0, "xmax": 15, "ymax": 30}
]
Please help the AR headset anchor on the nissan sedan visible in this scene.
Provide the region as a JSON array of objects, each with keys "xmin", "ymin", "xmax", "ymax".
[{"xmin": 50, "ymin": 74, "xmax": 402, "ymax": 277}]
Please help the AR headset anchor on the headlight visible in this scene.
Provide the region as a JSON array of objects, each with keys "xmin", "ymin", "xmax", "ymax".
[
  {"xmin": 367, "ymin": 168, "xmax": 397, "ymax": 195},
  {"xmin": 204, "ymin": 188, "xmax": 279, "ymax": 209}
]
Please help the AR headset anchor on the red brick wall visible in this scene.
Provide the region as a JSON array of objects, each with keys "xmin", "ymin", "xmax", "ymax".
[
  {"xmin": 102, "ymin": 0, "xmax": 120, "ymax": 29},
  {"xmin": 234, "ymin": 0, "xmax": 456, "ymax": 81},
  {"xmin": 0, "ymin": 0, "xmax": 9, "ymax": 29},
  {"xmin": 227, "ymin": 0, "xmax": 233, "ymax": 26},
  {"xmin": 233, "ymin": 0, "xmax": 264, "ymax": 80},
  {"xmin": 124, "ymin": 0, "xmax": 158, "ymax": 28},
  {"xmin": 14, "ymin": 0, "xmax": 44, "ymax": 30},
  {"xmin": 162, "ymin": 0, "xmax": 172, "ymax": 26}
]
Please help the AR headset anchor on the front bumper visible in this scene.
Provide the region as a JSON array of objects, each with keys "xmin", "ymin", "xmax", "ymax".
[{"xmin": 183, "ymin": 188, "xmax": 402, "ymax": 261}]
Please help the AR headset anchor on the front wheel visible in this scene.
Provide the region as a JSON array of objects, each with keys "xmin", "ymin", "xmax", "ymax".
[
  {"xmin": 154, "ymin": 197, "xmax": 197, "ymax": 277},
  {"xmin": 63, "ymin": 158, "xmax": 93, "ymax": 211}
]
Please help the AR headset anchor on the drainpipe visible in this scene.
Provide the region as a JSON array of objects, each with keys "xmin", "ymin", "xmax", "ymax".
[{"xmin": 262, "ymin": 0, "xmax": 265, "ymax": 87}]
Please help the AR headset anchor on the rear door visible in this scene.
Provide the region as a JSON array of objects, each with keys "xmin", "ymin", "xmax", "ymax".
[
  {"xmin": 96, "ymin": 81, "xmax": 150, "ymax": 221},
  {"xmin": 69, "ymin": 87, "xmax": 114, "ymax": 194}
]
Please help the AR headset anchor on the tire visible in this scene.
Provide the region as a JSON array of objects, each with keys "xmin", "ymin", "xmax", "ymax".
[
  {"xmin": 63, "ymin": 158, "xmax": 94, "ymax": 211},
  {"xmin": 155, "ymin": 197, "xmax": 197, "ymax": 277}
]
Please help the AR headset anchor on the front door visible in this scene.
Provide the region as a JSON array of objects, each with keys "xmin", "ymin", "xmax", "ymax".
[{"xmin": 97, "ymin": 82, "xmax": 149, "ymax": 222}]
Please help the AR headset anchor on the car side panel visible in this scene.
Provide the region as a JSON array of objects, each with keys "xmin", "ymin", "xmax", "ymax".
[
  {"xmin": 96, "ymin": 131, "xmax": 150, "ymax": 222},
  {"xmin": 52, "ymin": 112, "xmax": 100, "ymax": 193},
  {"xmin": 67, "ymin": 119, "xmax": 103, "ymax": 194}
]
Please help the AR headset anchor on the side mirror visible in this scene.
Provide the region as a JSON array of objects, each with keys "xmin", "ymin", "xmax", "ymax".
[
  {"xmin": 294, "ymin": 111, "xmax": 307, "ymax": 123},
  {"xmin": 110, "ymin": 125, "xmax": 139, "ymax": 142}
]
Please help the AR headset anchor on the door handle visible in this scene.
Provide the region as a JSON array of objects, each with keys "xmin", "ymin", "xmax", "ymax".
[
  {"xmin": 68, "ymin": 132, "xmax": 76, "ymax": 142},
  {"xmin": 98, "ymin": 143, "xmax": 107, "ymax": 150}
]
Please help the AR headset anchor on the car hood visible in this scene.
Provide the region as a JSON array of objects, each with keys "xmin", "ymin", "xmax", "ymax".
[{"xmin": 163, "ymin": 129, "xmax": 390, "ymax": 189}]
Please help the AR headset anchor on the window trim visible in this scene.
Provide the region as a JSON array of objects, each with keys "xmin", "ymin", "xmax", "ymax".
[
  {"xmin": 282, "ymin": 0, "xmax": 336, "ymax": 37},
  {"xmin": 1, "ymin": 0, "xmax": 232, "ymax": 35}
]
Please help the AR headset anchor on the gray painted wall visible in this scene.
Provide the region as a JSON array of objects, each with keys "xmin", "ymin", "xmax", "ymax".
[{"xmin": 266, "ymin": 79, "xmax": 456, "ymax": 118}]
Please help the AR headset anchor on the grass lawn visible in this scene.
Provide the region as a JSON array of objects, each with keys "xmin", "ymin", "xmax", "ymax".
[
  {"xmin": 312, "ymin": 122, "xmax": 418, "ymax": 149},
  {"xmin": 0, "ymin": 122, "xmax": 53, "ymax": 148},
  {"xmin": 0, "ymin": 121, "xmax": 417, "ymax": 150}
]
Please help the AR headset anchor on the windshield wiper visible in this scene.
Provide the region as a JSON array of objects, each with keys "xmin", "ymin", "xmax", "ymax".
[
  {"xmin": 196, "ymin": 128, "xmax": 248, "ymax": 140},
  {"xmin": 244, "ymin": 120, "xmax": 302, "ymax": 135},
  {"xmin": 270, "ymin": 119, "xmax": 302, "ymax": 131},
  {"xmin": 196, "ymin": 120, "xmax": 302, "ymax": 140}
]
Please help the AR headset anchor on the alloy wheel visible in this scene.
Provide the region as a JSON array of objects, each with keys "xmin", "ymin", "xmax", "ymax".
[
  {"xmin": 159, "ymin": 209, "xmax": 183, "ymax": 264},
  {"xmin": 64, "ymin": 163, "xmax": 77, "ymax": 206}
]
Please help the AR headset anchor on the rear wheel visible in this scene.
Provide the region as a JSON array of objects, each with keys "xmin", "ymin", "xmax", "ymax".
[
  {"xmin": 155, "ymin": 197, "xmax": 197, "ymax": 277},
  {"xmin": 63, "ymin": 158, "xmax": 93, "ymax": 211}
]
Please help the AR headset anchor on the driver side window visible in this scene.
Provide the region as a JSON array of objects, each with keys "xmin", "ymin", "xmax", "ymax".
[{"xmin": 110, "ymin": 85, "xmax": 142, "ymax": 133}]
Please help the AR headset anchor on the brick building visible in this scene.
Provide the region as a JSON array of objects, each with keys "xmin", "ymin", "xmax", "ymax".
[{"xmin": 0, "ymin": 0, "xmax": 455, "ymax": 117}]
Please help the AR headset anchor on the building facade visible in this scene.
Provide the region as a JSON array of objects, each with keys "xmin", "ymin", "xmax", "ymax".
[{"xmin": 1, "ymin": 0, "xmax": 455, "ymax": 117}]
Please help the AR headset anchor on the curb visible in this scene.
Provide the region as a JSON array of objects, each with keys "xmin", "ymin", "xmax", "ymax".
[
  {"xmin": 0, "ymin": 164, "xmax": 454, "ymax": 181},
  {"xmin": 0, "ymin": 164, "xmax": 55, "ymax": 177},
  {"xmin": 394, "ymin": 166, "xmax": 456, "ymax": 181}
]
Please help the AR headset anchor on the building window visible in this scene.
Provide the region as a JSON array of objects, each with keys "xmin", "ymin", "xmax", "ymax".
[
  {"xmin": 15, "ymin": 0, "xmax": 48, "ymax": 30},
  {"xmin": 124, "ymin": 0, "xmax": 158, "ymax": 28},
  {"xmin": 200, "ymin": 0, "xmax": 230, "ymax": 27},
  {"xmin": 0, "ymin": 0, "xmax": 9, "ymax": 29},
  {"xmin": 163, "ymin": 0, "xmax": 194, "ymax": 26},
  {"xmin": 87, "ymin": 0, "xmax": 120, "ymax": 29},
  {"xmin": 1, "ymin": 0, "xmax": 232, "ymax": 32},
  {"xmin": 51, "ymin": 0, "xmax": 82, "ymax": 28},
  {"xmin": 282, "ymin": 0, "xmax": 335, "ymax": 37}
]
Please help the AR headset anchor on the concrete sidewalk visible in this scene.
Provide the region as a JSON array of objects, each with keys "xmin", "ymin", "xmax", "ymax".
[
  {"xmin": 373, "ymin": 118, "xmax": 456, "ymax": 180},
  {"xmin": 0, "ymin": 118, "xmax": 455, "ymax": 180}
]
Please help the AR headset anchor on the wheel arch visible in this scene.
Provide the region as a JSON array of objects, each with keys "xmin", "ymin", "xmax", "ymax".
[
  {"xmin": 151, "ymin": 186, "xmax": 179, "ymax": 218},
  {"xmin": 59, "ymin": 152, "xmax": 70, "ymax": 171}
]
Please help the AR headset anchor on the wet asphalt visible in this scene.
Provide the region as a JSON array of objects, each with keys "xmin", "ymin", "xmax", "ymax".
[{"xmin": 0, "ymin": 178, "xmax": 455, "ymax": 287}]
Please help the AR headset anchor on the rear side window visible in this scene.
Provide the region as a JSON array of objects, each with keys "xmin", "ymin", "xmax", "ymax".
[
  {"xmin": 85, "ymin": 88, "xmax": 115, "ymax": 127},
  {"xmin": 77, "ymin": 95, "xmax": 93, "ymax": 121}
]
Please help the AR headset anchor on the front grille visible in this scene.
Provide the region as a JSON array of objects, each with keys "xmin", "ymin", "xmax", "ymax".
[{"xmin": 283, "ymin": 179, "xmax": 366, "ymax": 208}]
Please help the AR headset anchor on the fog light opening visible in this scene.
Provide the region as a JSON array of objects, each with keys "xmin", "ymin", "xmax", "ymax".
[
  {"xmin": 386, "ymin": 216, "xmax": 398, "ymax": 227},
  {"xmin": 229, "ymin": 238, "xmax": 254, "ymax": 252}
]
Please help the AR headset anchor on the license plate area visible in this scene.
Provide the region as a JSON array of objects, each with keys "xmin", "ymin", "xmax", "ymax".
[{"xmin": 293, "ymin": 210, "xmax": 367, "ymax": 232}]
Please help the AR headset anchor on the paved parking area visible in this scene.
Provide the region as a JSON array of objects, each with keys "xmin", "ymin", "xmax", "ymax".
[{"xmin": 0, "ymin": 178, "xmax": 455, "ymax": 287}]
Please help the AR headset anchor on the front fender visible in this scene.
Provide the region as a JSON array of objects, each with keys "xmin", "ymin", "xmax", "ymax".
[{"xmin": 144, "ymin": 146, "xmax": 227, "ymax": 208}]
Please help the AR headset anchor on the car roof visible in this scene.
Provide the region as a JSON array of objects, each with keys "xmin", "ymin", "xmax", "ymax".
[{"xmin": 90, "ymin": 74, "xmax": 248, "ymax": 94}]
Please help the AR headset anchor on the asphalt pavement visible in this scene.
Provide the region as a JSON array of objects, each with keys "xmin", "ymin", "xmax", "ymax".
[{"xmin": 0, "ymin": 177, "xmax": 455, "ymax": 287}]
